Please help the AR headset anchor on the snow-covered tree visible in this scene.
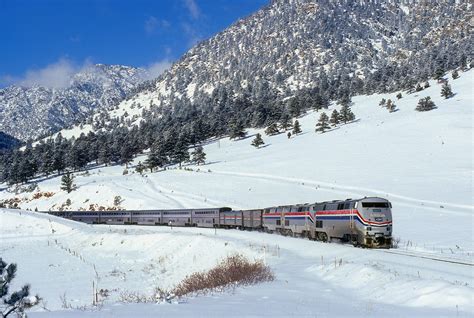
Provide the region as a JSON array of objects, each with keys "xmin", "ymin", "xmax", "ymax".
[
  {"xmin": 452, "ymin": 70, "xmax": 459, "ymax": 80},
  {"xmin": 292, "ymin": 120, "xmax": 302, "ymax": 135},
  {"xmin": 135, "ymin": 161, "xmax": 145, "ymax": 175},
  {"xmin": 172, "ymin": 141, "xmax": 190, "ymax": 168},
  {"xmin": 315, "ymin": 113, "xmax": 330, "ymax": 133},
  {"xmin": 339, "ymin": 104, "xmax": 355, "ymax": 124},
  {"xmin": 251, "ymin": 133, "xmax": 265, "ymax": 148},
  {"xmin": 1, "ymin": 258, "xmax": 39, "ymax": 318},
  {"xmin": 229, "ymin": 121, "xmax": 247, "ymax": 140},
  {"xmin": 120, "ymin": 142, "xmax": 134, "ymax": 167},
  {"xmin": 330, "ymin": 110, "xmax": 340, "ymax": 126},
  {"xmin": 60, "ymin": 172, "xmax": 75, "ymax": 193},
  {"xmin": 279, "ymin": 111, "xmax": 292, "ymax": 131},
  {"xmin": 192, "ymin": 146, "xmax": 206, "ymax": 165},
  {"xmin": 386, "ymin": 99, "xmax": 397, "ymax": 112},
  {"xmin": 415, "ymin": 96, "xmax": 436, "ymax": 112},
  {"xmin": 264, "ymin": 123, "xmax": 280, "ymax": 136},
  {"xmin": 441, "ymin": 82, "xmax": 454, "ymax": 99},
  {"xmin": 379, "ymin": 98, "xmax": 386, "ymax": 107},
  {"xmin": 145, "ymin": 152, "xmax": 167, "ymax": 172}
]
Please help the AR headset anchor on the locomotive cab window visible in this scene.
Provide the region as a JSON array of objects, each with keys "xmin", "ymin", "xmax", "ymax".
[{"xmin": 362, "ymin": 202, "xmax": 389, "ymax": 208}]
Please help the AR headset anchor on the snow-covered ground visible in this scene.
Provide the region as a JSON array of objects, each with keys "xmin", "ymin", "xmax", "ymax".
[
  {"xmin": 1, "ymin": 209, "xmax": 472, "ymax": 317},
  {"xmin": 1, "ymin": 70, "xmax": 473, "ymax": 317}
]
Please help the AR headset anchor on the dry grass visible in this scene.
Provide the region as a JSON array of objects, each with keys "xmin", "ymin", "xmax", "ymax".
[{"xmin": 173, "ymin": 254, "xmax": 274, "ymax": 297}]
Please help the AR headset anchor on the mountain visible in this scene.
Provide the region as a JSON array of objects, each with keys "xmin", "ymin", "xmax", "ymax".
[
  {"xmin": 0, "ymin": 132, "xmax": 20, "ymax": 151},
  {"xmin": 76, "ymin": 0, "xmax": 471, "ymax": 132},
  {"xmin": 0, "ymin": 64, "xmax": 148, "ymax": 141},
  {"xmin": 1, "ymin": 0, "xmax": 472, "ymax": 185}
]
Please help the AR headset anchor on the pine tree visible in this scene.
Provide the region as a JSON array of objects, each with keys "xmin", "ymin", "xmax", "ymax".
[
  {"xmin": 0, "ymin": 258, "xmax": 39, "ymax": 318},
  {"xmin": 264, "ymin": 123, "xmax": 280, "ymax": 136},
  {"xmin": 52, "ymin": 134, "xmax": 66, "ymax": 175},
  {"xmin": 251, "ymin": 133, "xmax": 265, "ymax": 148},
  {"xmin": 145, "ymin": 146, "xmax": 168, "ymax": 172},
  {"xmin": 60, "ymin": 171, "xmax": 75, "ymax": 193},
  {"xmin": 424, "ymin": 81, "xmax": 430, "ymax": 89},
  {"xmin": 415, "ymin": 83, "xmax": 423, "ymax": 92},
  {"xmin": 339, "ymin": 104, "xmax": 356, "ymax": 124},
  {"xmin": 415, "ymin": 96, "xmax": 437, "ymax": 112},
  {"xmin": 441, "ymin": 82, "xmax": 454, "ymax": 99},
  {"xmin": 135, "ymin": 161, "xmax": 145, "ymax": 175},
  {"xmin": 288, "ymin": 98, "xmax": 302, "ymax": 118},
  {"xmin": 315, "ymin": 113, "xmax": 330, "ymax": 133},
  {"xmin": 229, "ymin": 121, "xmax": 247, "ymax": 140},
  {"xmin": 396, "ymin": 93, "xmax": 403, "ymax": 100},
  {"xmin": 292, "ymin": 120, "xmax": 302, "ymax": 135},
  {"xmin": 172, "ymin": 141, "xmax": 190, "ymax": 168},
  {"xmin": 192, "ymin": 146, "xmax": 206, "ymax": 165},
  {"xmin": 379, "ymin": 98, "xmax": 386, "ymax": 107},
  {"xmin": 330, "ymin": 110, "xmax": 340, "ymax": 126},
  {"xmin": 452, "ymin": 70, "xmax": 459, "ymax": 80},
  {"xmin": 434, "ymin": 67, "xmax": 445, "ymax": 80},
  {"xmin": 279, "ymin": 111, "xmax": 292, "ymax": 131},
  {"xmin": 120, "ymin": 142, "xmax": 134, "ymax": 167},
  {"xmin": 386, "ymin": 99, "xmax": 397, "ymax": 112}
]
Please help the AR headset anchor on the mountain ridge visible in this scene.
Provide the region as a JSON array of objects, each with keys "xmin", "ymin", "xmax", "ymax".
[{"xmin": 0, "ymin": 64, "xmax": 149, "ymax": 141}]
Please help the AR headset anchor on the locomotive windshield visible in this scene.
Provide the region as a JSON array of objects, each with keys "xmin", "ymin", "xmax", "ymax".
[{"xmin": 361, "ymin": 202, "xmax": 390, "ymax": 208}]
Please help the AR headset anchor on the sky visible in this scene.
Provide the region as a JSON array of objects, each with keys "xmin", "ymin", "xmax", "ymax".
[{"xmin": 0, "ymin": 0, "xmax": 268, "ymax": 87}]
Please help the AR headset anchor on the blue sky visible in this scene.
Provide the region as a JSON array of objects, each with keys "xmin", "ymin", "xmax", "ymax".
[{"xmin": 0, "ymin": 0, "xmax": 268, "ymax": 87}]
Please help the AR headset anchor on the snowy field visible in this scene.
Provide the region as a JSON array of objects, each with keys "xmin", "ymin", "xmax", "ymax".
[
  {"xmin": 0, "ymin": 70, "xmax": 473, "ymax": 317},
  {"xmin": 1, "ymin": 209, "xmax": 472, "ymax": 317}
]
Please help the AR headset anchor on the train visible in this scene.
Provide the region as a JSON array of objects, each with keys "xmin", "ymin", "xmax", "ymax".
[{"xmin": 48, "ymin": 197, "xmax": 393, "ymax": 248}]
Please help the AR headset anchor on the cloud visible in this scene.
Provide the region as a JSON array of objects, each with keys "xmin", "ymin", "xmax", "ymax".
[
  {"xmin": 144, "ymin": 16, "xmax": 170, "ymax": 34},
  {"xmin": 143, "ymin": 59, "xmax": 173, "ymax": 80},
  {"xmin": 183, "ymin": 0, "xmax": 201, "ymax": 19},
  {"xmin": 0, "ymin": 74, "xmax": 17, "ymax": 87},
  {"xmin": 0, "ymin": 58, "xmax": 93, "ymax": 89}
]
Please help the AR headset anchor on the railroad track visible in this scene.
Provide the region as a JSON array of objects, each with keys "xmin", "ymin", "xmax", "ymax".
[{"xmin": 379, "ymin": 249, "xmax": 474, "ymax": 267}]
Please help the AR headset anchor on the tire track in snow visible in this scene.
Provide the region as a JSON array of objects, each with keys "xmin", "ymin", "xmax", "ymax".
[
  {"xmin": 210, "ymin": 170, "xmax": 473, "ymax": 215},
  {"xmin": 145, "ymin": 178, "xmax": 236, "ymax": 208}
]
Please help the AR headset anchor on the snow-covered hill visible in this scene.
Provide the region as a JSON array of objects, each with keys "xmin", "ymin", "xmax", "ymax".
[{"xmin": 0, "ymin": 64, "xmax": 148, "ymax": 141}]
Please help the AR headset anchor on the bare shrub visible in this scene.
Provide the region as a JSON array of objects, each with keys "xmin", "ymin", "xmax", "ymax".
[
  {"xmin": 119, "ymin": 288, "xmax": 171, "ymax": 304},
  {"xmin": 173, "ymin": 254, "xmax": 274, "ymax": 297}
]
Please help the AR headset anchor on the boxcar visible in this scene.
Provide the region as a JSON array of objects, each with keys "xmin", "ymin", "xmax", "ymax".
[
  {"xmin": 219, "ymin": 209, "xmax": 242, "ymax": 228},
  {"xmin": 242, "ymin": 209, "xmax": 263, "ymax": 229}
]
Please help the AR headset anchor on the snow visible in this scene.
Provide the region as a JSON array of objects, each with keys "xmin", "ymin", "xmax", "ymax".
[
  {"xmin": 0, "ymin": 209, "xmax": 472, "ymax": 317},
  {"xmin": 1, "ymin": 70, "xmax": 473, "ymax": 317}
]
